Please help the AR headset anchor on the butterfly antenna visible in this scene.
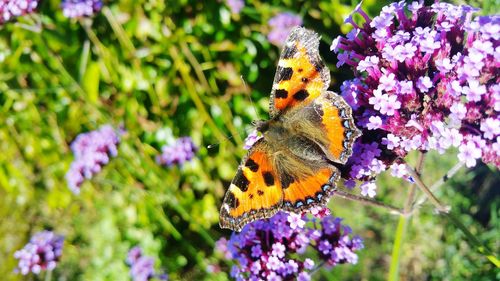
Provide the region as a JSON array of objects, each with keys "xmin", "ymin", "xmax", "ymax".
[
  {"xmin": 241, "ymin": 75, "xmax": 260, "ymax": 121},
  {"xmin": 207, "ymin": 134, "xmax": 236, "ymax": 149}
]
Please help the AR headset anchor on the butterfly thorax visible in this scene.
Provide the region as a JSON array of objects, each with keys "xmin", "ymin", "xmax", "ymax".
[
  {"xmin": 255, "ymin": 117, "xmax": 329, "ymax": 173},
  {"xmin": 254, "ymin": 118, "xmax": 289, "ymax": 146}
]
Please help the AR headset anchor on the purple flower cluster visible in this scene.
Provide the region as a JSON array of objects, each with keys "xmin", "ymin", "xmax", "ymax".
[
  {"xmin": 226, "ymin": 0, "xmax": 244, "ymax": 14},
  {"xmin": 216, "ymin": 210, "xmax": 363, "ymax": 280},
  {"xmin": 156, "ymin": 137, "xmax": 197, "ymax": 167},
  {"xmin": 14, "ymin": 231, "xmax": 64, "ymax": 275},
  {"xmin": 65, "ymin": 125, "xmax": 120, "ymax": 194},
  {"xmin": 267, "ymin": 12, "xmax": 303, "ymax": 46},
  {"xmin": 0, "ymin": 0, "xmax": 38, "ymax": 24},
  {"xmin": 126, "ymin": 247, "xmax": 168, "ymax": 281},
  {"xmin": 61, "ymin": 0, "xmax": 102, "ymax": 18},
  {"xmin": 331, "ymin": 1, "xmax": 499, "ymax": 192}
]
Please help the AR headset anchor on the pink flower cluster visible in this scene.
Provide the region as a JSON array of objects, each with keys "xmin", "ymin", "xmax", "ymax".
[
  {"xmin": 0, "ymin": 0, "xmax": 38, "ymax": 24},
  {"xmin": 14, "ymin": 231, "xmax": 64, "ymax": 275},
  {"xmin": 61, "ymin": 0, "xmax": 102, "ymax": 18},
  {"xmin": 331, "ymin": 1, "xmax": 499, "ymax": 195}
]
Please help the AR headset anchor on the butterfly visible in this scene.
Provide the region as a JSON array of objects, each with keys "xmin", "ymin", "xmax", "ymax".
[{"xmin": 219, "ymin": 27, "xmax": 361, "ymax": 232}]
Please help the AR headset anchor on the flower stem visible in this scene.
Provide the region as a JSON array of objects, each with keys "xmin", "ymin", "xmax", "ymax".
[
  {"xmin": 388, "ymin": 215, "xmax": 407, "ymax": 281},
  {"xmin": 44, "ymin": 270, "xmax": 52, "ymax": 281},
  {"xmin": 405, "ymin": 163, "xmax": 450, "ymax": 213},
  {"xmin": 335, "ymin": 189, "xmax": 404, "ymax": 215},
  {"xmin": 310, "ymin": 260, "xmax": 326, "ymax": 275},
  {"xmin": 405, "ymin": 161, "xmax": 499, "ymax": 266},
  {"xmin": 442, "ymin": 212, "xmax": 500, "ymax": 267},
  {"xmin": 102, "ymin": 7, "xmax": 137, "ymax": 56},
  {"xmin": 388, "ymin": 152, "xmax": 425, "ymax": 281},
  {"xmin": 412, "ymin": 162, "xmax": 464, "ymax": 210}
]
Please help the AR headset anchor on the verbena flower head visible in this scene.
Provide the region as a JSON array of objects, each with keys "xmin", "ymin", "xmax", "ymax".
[
  {"xmin": 0, "ymin": 0, "xmax": 39, "ymax": 24},
  {"xmin": 268, "ymin": 12, "xmax": 303, "ymax": 46},
  {"xmin": 61, "ymin": 0, "xmax": 102, "ymax": 18},
  {"xmin": 65, "ymin": 125, "xmax": 121, "ymax": 194},
  {"xmin": 156, "ymin": 137, "xmax": 197, "ymax": 167},
  {"xmin": 216, "ymin": 211, "xmax": 363, "ymax": 280},
  {"xmin": 126, "ymin": 247, "xmax": 168, "ymax": 281},
  {"xmin": 225, "ymin": 0, "xmax": 244, "ymax": 15},
  {"xmin": 331, "ymin": 1, "xmax": 499, "ymax": 194},
  {"xmin": 14, "ymin": 231, "xmax": 64, "ymax": 275}
]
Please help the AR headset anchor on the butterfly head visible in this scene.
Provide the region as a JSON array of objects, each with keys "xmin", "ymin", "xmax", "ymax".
[{"xmin": 252, "ymin": 120, "xmax": 270, "ymax": 133}]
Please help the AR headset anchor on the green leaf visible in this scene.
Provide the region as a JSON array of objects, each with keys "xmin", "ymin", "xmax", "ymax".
[{"xmin": 83, "ymin": 62, "xmax": 100, "ymax": 104}]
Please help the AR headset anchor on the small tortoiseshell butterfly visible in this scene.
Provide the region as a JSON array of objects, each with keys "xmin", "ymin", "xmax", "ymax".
[{"xmin": 219, "ymin": 27, "xmax": 361, "ymax": 232}]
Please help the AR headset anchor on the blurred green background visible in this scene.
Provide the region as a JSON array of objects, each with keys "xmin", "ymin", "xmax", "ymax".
[{"xmin": 0, "ymin": 0, "xmax": 498, "ymax": 280}]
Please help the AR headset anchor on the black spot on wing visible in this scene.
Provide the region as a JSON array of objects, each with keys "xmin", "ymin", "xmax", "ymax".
[
  {"xmin": 282, "ymin": 45, "xmax": 297, "ymax": 59},
  {"xmin": 263, "ymin": 171, "xmax": 275, "ymax": 186},
  {"xmin": 226, "ymin": 192, "xmax": 240, "ymax": 209},
  {"xmin": 301, "ymin": 77, "xmax": 309, "ymax": 83},
  {"xmin": 280, "ymin": 173, "xmax": 295, "ymax": 189},
  {"xmin": 277, "ymin": 66, "xmax": 293, "ymax": 82},
  {"xmin": 275, "ymin": 89, "xmax": 288, "ymax": 99},
  {"xmin": 233, "ymin": 169, "xmax": 250, "ymax": 192},
  {"xmin": 245, "ymin": 158, "xmax": 259, "ymax": 172},
  {"xmin": 257, "ymin": 190, "xmax": 264, "ymax": 196},
  {"xmin": 293, "ymin": 89, "xmax": 309, "ymax": 101}
]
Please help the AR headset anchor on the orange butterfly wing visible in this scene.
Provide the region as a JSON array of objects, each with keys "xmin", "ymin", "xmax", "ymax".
[
  {"xmin": 219, "ymin": 139, "xmax": 283, "ymax": 232},
  {"xmin": 269, "ymin": 27, "xmax": 330, "ymax": 118},
  {"xmin": 281, "ymin": 166, "xmax": 340, "ymax": 212},
  {"xmin": 299, "ymin": 91, "xmax": 361, "ymax": 164}
]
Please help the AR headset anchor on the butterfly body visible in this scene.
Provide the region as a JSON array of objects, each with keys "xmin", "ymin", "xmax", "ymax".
[{"xmin": 220, "ymin": 27, "xmax": 361, "ymax": 232}]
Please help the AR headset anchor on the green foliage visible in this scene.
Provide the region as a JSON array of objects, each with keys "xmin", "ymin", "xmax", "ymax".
[{"xmin": 0, "ymin": 1, "xmax": 497, "ymax": 280}]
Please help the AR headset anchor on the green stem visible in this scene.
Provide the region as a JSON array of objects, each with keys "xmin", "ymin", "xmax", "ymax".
[
  {"xmin": 102, "ymin": 7, "xmax": 136, "ymax": 56},
  {"xmin": 44, "ymin": 270, "xmax": 52, "ymax": 281},
  {"xmin": 405, "ymin": 163, "xmax": 450, "ymax": 213},
  {"xmin": 412, "ymin": 162, "xmax": 464, "ymax": 210},
  {"xmin": 168, "ymin": 46, "xmax": 230, "ymax": 144},
  {"xmin": 388, "ymin": 153, "xmax": 425, "ymax": 281},
  {"xmin": 388, "ymin": 215, "xmax": 407, "ymax": 281},
  {"xmin": 408, "ymin": 163, "xmax": 499, "ymax": 267},
  {"xmin": 443, "ymin": 212, "xmax": 500, "ymax": 267}
]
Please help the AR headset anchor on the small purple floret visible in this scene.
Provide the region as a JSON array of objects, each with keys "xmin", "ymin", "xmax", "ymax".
[
  {"xmin": 156, "ymin": 137, "xmax": 197, "ymax": 167},
  {"xmin": 267, "ymin": 12, "xmax": 303, "ymax": 46},
  {"xmin": 65, "ymin": 125, "xmax": 121, "ymax": 194},
  {"xmin": 14, "ymin": 231, "xmax": 64, "ymax": 275},
  {"xmin": 61, "ymin": 0, "xmax": 102, "ymax": 18},
  {"xmin": 0, "ymin": 0, "xmax": 39, "ymax": 24}
]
